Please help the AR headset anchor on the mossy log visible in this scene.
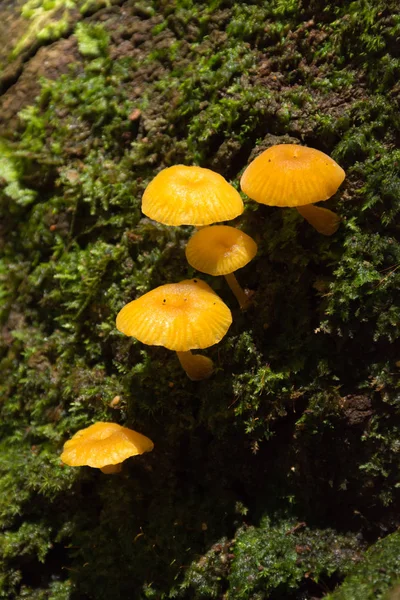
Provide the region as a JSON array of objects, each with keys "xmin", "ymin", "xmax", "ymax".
[{"xmin": 0, "ymin": 0, "xmax": 399, "ymax": 598}]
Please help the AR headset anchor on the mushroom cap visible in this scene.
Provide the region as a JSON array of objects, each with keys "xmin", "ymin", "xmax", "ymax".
[
  {"xmin": 240, "ymin": 144, "xmax": 345, "ymax": 207},
  {"xmin": 116, "ymin": 278, "xmax": 232, "ymax": 351},
  {"xmin": 60, "ymin": 422, "xmax": 154, "ymax": 468},
  {"xmin": 185, "ymin": 225, "xmax": 258, "ymax": 276},
  {"xmin": 142, "ymin": 165, "xmax": 244, "ymax": 226}
]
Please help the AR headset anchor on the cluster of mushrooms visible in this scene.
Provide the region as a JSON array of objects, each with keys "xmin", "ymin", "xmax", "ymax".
[{"xmin": 61, "ymin": 144, "xmax": 346, "ymax": 474}]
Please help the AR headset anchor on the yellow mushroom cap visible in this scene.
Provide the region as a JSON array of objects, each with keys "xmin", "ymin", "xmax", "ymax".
[
  {"xmin": 240, "ymin": 144, "xmax": 345, "ymax": 207},
  {"xmin": 116, "ymin": 279, "xmax": 232, "ymax": 351},
  {"xmin": 142, "ymin": 165, "xmax": 244, "ymax": 226},
  {"xmin": 60, "ymin": 422, "xmax": 154, "ymax": 468},
  {"xmin": 185, "ymin": 226, "xmax": 258, "ymax": 276}
]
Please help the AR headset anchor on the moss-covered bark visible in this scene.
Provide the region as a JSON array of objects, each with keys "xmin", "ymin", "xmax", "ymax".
[{"xmin": 0, "ymin": 0, "xmax": 399, "ymax": 598}]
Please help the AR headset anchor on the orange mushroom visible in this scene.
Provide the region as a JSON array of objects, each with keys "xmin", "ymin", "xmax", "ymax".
[
  {"xmin": 116, "ymin": 279, "xmax": 232, "ymax": 380},
  {"xmin": 60, "ymin": 422, "xmax": 154, "ymax": 474},
  {"xmin": 240, "ymin": 144, "xmax": 345, "ymax": 235},
  {"xmin": 142, "ymin": 165, "xmax": 244, "ymax": 226},
  {"xmin": 185, "ymin": 225, "xmax": 257, "ymax": 309}
]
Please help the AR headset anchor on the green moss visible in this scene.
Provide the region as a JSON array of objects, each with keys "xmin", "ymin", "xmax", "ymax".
[
  {"xmin": 9, "ymin": 0, "xmax": 115, "ymax": 60},
  {"xmin": 75, "ymin": 22, "xmax": 109, "ymax": 58},
  {"xmin": 178, "ymin": 516, "xmax": 363, "ymax": 598},
  {"xmin": 326, "ymin": 531, "xmax": 400, "ymax": 600},
  {"xmin": 0, "ymin": 139, "xmax": 37, "ymax": 206},
  {"xmin": 0, "ymin": 522, "xmax": 52, "ymax": 564},
  {"xmin": 12, "ymin": 0, "xmax": 75, "ymax": 58}
]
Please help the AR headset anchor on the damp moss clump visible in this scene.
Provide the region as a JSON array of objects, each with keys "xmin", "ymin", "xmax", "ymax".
[
  {"xmin": 178, "ymin": 516, "xmax": 365, "ymax": 598},
  {"xmin": 326, "ymin": 531, "xmax": 400, "ymax": 600}
]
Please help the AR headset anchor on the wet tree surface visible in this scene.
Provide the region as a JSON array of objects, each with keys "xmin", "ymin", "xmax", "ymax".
[{"xmin": 0, "ymin": 0, "xmax": 400, "ymax": 598}]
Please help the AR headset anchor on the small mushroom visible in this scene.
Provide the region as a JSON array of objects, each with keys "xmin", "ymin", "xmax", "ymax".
[
  {"xmin": 185, "ymin": 225, "xmax": 257, "ymax": 309},
  {"xmin": 240, "ymin": 144, "xmax": 345, "ymax": 235},
  {"xmin": 60, "ymin": 422, "xmax": 154, "ymax": 474},
  {"xmin": 116, "ymin": 279, "xmax": 232, "ymax": 380},
  {"xmin": 142, "ymin": 165, "xmax": 244, "ymax": 226}
]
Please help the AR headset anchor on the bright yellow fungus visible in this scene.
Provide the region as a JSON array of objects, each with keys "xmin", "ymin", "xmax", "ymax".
[
  {"xmin": 60, "ymin": 422, "xmax": 154, "ymax": 474},
  {"xmin": 116, "ymin": 279, "xmax": 232, "ymax": 380},
  {"xmin": 185, "ymin": 225, "xmax": 257, "ymax": 309},
  {"xmin": 142, "ymin": 165, "xmax": 244, "ymax": 226},
  {"xmin": 240, "ymin": 144, "xmax": 345, "ymax": 235}
]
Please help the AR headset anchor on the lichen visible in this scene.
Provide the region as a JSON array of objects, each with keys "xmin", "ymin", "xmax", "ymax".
[{"xmin": 10, "ymin": 0, "xmax": 115, "ymax": 59}]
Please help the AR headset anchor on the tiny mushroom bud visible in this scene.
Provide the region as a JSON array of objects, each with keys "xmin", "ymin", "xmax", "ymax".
[
  {"xmin": 60, "ymin": 422, "xmax": 154, "ymax": 474},
  {"xmin": 185, "ymin": 225, "xmax": 257, "ymax": 309},
  {"xmin": 110, "ymin": 395, "xmax": 121, "ymax": 408},
  {"xmin": 240, "ymin": 144, "xmax": 345, "ymax": 235},
  {"xmin": 116, "ymin": 279, "xmax": 232, "ymax": 380},
  {"xmin": 142, "ymin": 165, "xmax": 244, "ymax": 226}
]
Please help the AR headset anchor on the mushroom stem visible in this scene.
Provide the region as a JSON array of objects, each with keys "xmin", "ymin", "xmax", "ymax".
[
  {"xmin": 296, "ymin": 204, "xmax": 341, "ymax": 236},
  {"xmin": 100, "ymin": 463, "xmax": 122, "ymax": 475},
  {"xmin": 176, "ymin": 351, "xmax": 214, "ymax": 381},
  {"xmin": 224, "ymin": 272, "xmax": 252, "ymax": 309}
]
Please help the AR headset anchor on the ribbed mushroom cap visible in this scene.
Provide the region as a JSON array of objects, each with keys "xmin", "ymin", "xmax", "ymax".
[
  {"xmin": 186, "ymin": 226, "xmax": 257, "ymax": 276},
  {"xmin": 142, "ymin": 165, "xmax": 244, "ymax": 226},
  {"xmin": 61, "ymin": 422, "xmax": 154, "ymax": 468},
  {"xmin": 240, "ymin": 144, "xmax": 345, "ymax": 207},
  {"xmin": 116, "ymin": 279, "xmax": 232, "ymax": 351}
]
